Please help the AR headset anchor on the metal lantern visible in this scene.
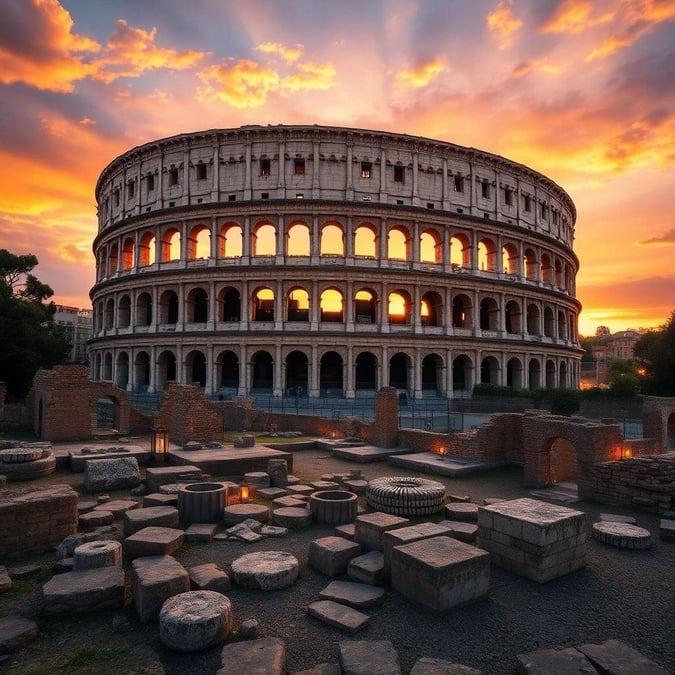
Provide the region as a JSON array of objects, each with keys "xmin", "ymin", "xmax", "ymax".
[{"xmin": 151, "ymin": 426, "xmax": 169, "ymax": 462}]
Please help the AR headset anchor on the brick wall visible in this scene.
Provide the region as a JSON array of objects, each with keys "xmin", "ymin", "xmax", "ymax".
[{"xmin": 0, "ymin": 484, "xmax": 78, "ymax": 559}]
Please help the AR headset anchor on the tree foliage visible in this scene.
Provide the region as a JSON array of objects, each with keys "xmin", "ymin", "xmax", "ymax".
[
  {"xmin": 634, "ymin": 311, "xmax": 675, "ymax": 396},
  {"xmin": 0, "ymin": 249, "xmax": 72, "ymax": 399}
]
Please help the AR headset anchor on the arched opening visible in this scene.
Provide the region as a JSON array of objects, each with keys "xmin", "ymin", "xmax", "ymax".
[
  {"xmin": 104, "ymin": 298, "xmax": 114, "ymax": 330},
  {"xmin": 558, "ymin": 310, "xmax": 567, "ymax": 339},
  {"xmin": 452, "ymin": 294, "xmax": 472, "ymax": 329},
  {"xmin": 103, "ymin": 352, "xmax": 113, "ymax": 380},
  {"xmin": 559, "ymin": 362, "xmax": 568, "ymax": 389},
  {"xmin": 116, "ymin": 352, "xmax": 129, "ymax": 389},
  {"xmin": 320, "ymin": 223, "xmax": 344, "ymax": 255},
  {"xmin": 529, "ymin": 359, "xmax": 541, "ymax": 390},
  {"xmin": 96, "ymin": 396, "xmax": 117, "ymax": 431},
  {"xmin": 122, "ymin": 237, "xmax": 135, "ymax": 270},
  {"xmin": 420, "ymin": 229, "xmax": 441, "ymax": 263},
  {"xmin": 355, "ymin": 352, "xmax": 377, "ymax": 392},
  {"xmin": 157, "ymin": 350, "xmax": 177, "ymax": 390},
  {"xmin": 481, "ymin": 356, "xmax": 499, "ymax": 384},
  {"xmin": 134, "ymin": 351, "xmax": 150, "ymax": 391},
  {"xmin": 251, "ymin": 350, "xmax": 273, "ymax": 391},
  {"xmin": 450, "ymin": 233, "xmax": 471, "ymax": 269},
  {"xmin": 286, "ymin": 350, "xmax": 309, "ymax": 396},
  {"xmin": 117, "ymin": 295, "xmax": 131, "ymax": 328},
  {"xmin": 546, "ymin": 359, "xmax": 556, "ymax": 388},
  {"xmin": 388, "ymin": 291, "xmax": 410, "ymax": 325},
  {"xmin": 421, "ymin": 291, "xmax": 442, "ymax": 327},
  {"xmin": 541, "ymin": 253, "xmax": 554, "ymax": 284},
  {"xmin": 546, "ymin": 437, "xmax": 578, "ymax": 485},
  {"xmin": 320, "ymin": 351, "xmax": 343, "ymax": 395},
  {"xmin": 108, "ymin": 243, "xmax": 119, "ymax": 273},
  {"xmin": 422, "ymin": 354, "xmax": 442, "ymax": 393},
  {"xmin": 188, "ymin": 225, "xmax": 210, "ymax": 260},
  {"xmin": 479, "ymin": 297, "xmax": 498, "ymax": 331},
  {"xmin": 527, "ymin": 304, "xmax": 540, "ymax": 335},
  {"xmin": 136, "ymin": 292, "xmax": 152, "ymax": 326},
  {"xmin": 287, "ymin": 221, "xmax": 310, "ymax": 256},
  {"xmin": 507, "ymin": 357, "xmax": 523, "ymax": 388},
  {"xmin": 502, "ymin": 243, "xmax": 518, "ymax": 275},
  {"xmin": 387, "ymin": 227, "xmax": 409, "ymax": 260},
  {"xmin": 354, "ymin": 224, "xmax": 377, "ymax": 257},
  {"xmin": 453, "ymin": 355, "xmax": 472, "ymax": 391},
  {"xmin": 220, "ymin": 223, "xmax": 243, "ymax": 257},
  {"xmin": 252, "ymin": 287, "xmax": 275, "ymax": 322},
  {"xmin": 320, "ymin": 288, "xmax": 344, "ymax": 322},
  {"xmin": 219, "ymin": 287, "xmax": 241, "ymax": 322},
  {"xmin": 186, "ymin": 350, "xmax": 207, "ymax": 387},
  {"xmin": 505, "ymin": 300, "xmax": 521, "ymax": 334},
  {"xmin": 287, "ymin": 288, "xmax": 310, "ymax": 322},
  {"xmin": 554, "ymin": 259, "xmax": 563, "ymax": 287},
  {"xmin": 161, "ymin": 228, "xmax": 181, "ymax": 262},
  {"xmin": 355, "ymin": 289, "xmax": 376, "ymax": 324},
  {"xmin": 159, "ymin": 290, "xmax": 179, "ymax": 324},
  {"xmin": 477, "ymin": 237, "xmax": 497, "ymax": 272},
  {"xmin": 389, "ymin": 352, "xmax": 409, "ymax": 391},
  {"xmin": 218, "ymin": 350, "xmax": 239, "ymax": 390},
  {"xmin": 253, "ymin": 222, "xmax": 276, "ymax": 256},
  {"xmin": 138, "ymin": 232, "xmax": 155, "ymax": 267},
  {"xmin": 544, "ymin": 306, "xmax": 555, "ymax": 338},
  {"xmin": 187, "ymin": 288, "xmax": 208, "ymax": 323},
  {"xmin": 524, "ymin": 248, "xmax": 538, "ymax": 281}
]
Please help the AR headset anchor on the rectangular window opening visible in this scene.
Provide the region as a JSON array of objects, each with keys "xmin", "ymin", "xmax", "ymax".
[
  {"xmin": 394, "ymin": 166, "xmax": 405, "ymax": 183},
  {"xmin": 168, "ymin": 168, "xmax": 179, "ymax": 186},
  {"xmin": 454, "ymin": 175, "xmax": 464, "ymax": 192},
  {"xmin": 524, "ymin": 195, "xmax": 532, "ymax": 212},
  {"xmin": 261, "ymin": 192, "xmax": 269, "ymax": 200},
  {"xmin": 361, "ymin": 162, "xmax": 372, "ymax": 178},
  {"xmin": 504, "ymin": 188, "xmax": 513, "ymax": 206},
  {"xmin": 146, "ymin": 174, "xmax": 155, "ymax": 193},
  {"xmin": 260, "ymin": 159, "xmax": 271, "ymax": 176},
  {"xmin": 396, "ymin": 199, "xmax": 404, "ymax": 205},
  {"xmin": 127, "ymin": 181, "xmax": 135, "ymax": 199},
  {"xmin": 296, "ymin": 193, "xmax": 304, "ymax": 199},
  {"xmin": 294, "ymin": 158, "xmax": 305, "ymax": 175},
  {"xmin": 427, "ymin": 202, "xmax": 434, "ymax": 209},
  {"xmin": 228, "ymin": 194, "xmax": 236, "ymax": 202},
  {"xmin": 481, "ymin": 181, "xmax": 490, "ymax": 199},
  {"xmin": 196, "ymin": 164, "xmax": 207, "ymax": 180}
]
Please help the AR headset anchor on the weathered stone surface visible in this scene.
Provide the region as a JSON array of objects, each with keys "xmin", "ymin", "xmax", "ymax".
[
  {"xmin": 42, "ymin": 566, "xmax": 125, "ymax": 616},
  {"xmin": 578, "ymin": 639, "xmax": 670, "ymax": 675},
  {"xmin": 226, "ymin": 521, "xmax": 264, "ymax": 542},
  {"xmin": 243, "ymin": 471, "xmax": 269, "ymax": 487},
  {"xmin": 382, "ymin": 522, "xmax": 454, "ymax": 576},
  {"xmin": 143, "ymin": 493, "xmax": 178, "ymax": 508},
  {"xmin": 272, "ymin": 495, "xmax": 306, "ymax": 509},
  {"xmin": 659, "ymin": 519, "xmax": 675, "ymax": 542},
  {"xmin": 239, "ymin": 617, "xmax": 259, "ymax": 639},
  {"xmin": 7, "ymin": 564, "xmax": 41, "ymax": 578},
  {"xmin": 0, "ymin": 615, "xmax": 38, "ymax": 654},
  {"xmin": 599, "ymin": 513, "xmax": 637, "ymax": 524},
  {"xmin": 84, "ymin": 457, "xmax": 141, "ymax": 492},
  {"xmin": 272, "ymin": 506, "xmax": 312, "ymax": 529},
  {"xmin": 256, "ymin": 487, "xmax": 288, "ymax": 500},
  {"xmin": 94, "ymin": 499, "xmax": 139, "ymax": 518},
  {"xmin": 132, "ymin": 555, "xmax": 190, "ymax": 624},
  {"xmin": 335, "ymin": 523, "xmax": 356, "ymax": 540},
  {"xmin": 218, "ymin": 637, "xmax": 286, "ymax": 675},
  {"xmin": 189, "ymin": 563, "xmax": 231, "ymax": 593},
  {"xmin": 307, "ymin": 600, "xmax": 370, "ymax": 633},
  {"xmin": 592, "ymin": 522, "xmax": 652, "ymax": 549},
  {"xmin": 178, "ymin": 482, "xmax": 227, "ymax": 524},
  {"xmin": 445, "ymin": 503, "xmax": 479, "ymax": 522},
  {"xmin": 348, "ymin": 551, "xmax": 385, "ymax": 585},
  {"xmin": 293, "ymin": 663, "xmax": 341, "ymax": 675},
  {"xmin": 355, "ymin": 512, "xmax": 410, "ymax": 552},
  {"xmin": 309, "ymin": 536, "xmax": 362, "ymax": 576},
  {"xmin": 79, "ymin": 510, "xmax": 114, "ymax": 529},
  {"xmin": 391, "ymin": 537, "xmax": 490, "ymax": 614},
  {"xmin": 185, "ymin": 523, "xmax": 217, "ymax": 542},
  {"xmin": 124, "ymin": 527, "xmax": 185, "ymax": 558},
  {"xmin": 159, "ymin": 590, "xmax": 232, "ymax": 652},
  {"xmin": 442, "ymin": 520, "xmax": 479, "ymax": 543},
  {"xmin": 145, "ymin": 465, "xmax": 202, "ymax": 492},
  {"xmin": 73, "ymin": 540, "xmax": 122, "ymax": 570},
  {"xmin": 514, "ymin": 646, "xmax": 596, "ymax": 674},
  {"xmin": 0, "ymin": 566, "xmax": 11, "ymax": 592},
  {"xmin": 339, "ymin": 640, "xmax": 401, "ymax": 675},
  {"xmin": 286, "ymin": 484, "xmax": 315, "ymax": 496},
  {"xmin": 223, "ymin": 503, "xmax": 270, "ymax": 526},
  {"xmin": 231, "ymin": 551, "xmax": 299, "ymax": 590},
  {"xmin": 123, "ymin": 506, "xmax": 180, "ymax": 537},
  {"xmin": 319, "ymin": 580, "xmax": 385, "ymax": 608},
  {"xmin": 310, "ymin": 490, "xmax": 358, "ymax": 525},
  {"xmin": 267, "ymin": 459, "xmax": 289, "ymax": 487},
  {"xmin": 343, "ymin": 479, "xmax": 368, "ymax": 494},
  {"xmin": 260, "ymin": 525, "xmax": 288, "ymax": 537},
  {"xmin": 410, "ymin": 657, "xmax": 482, "ymax": 674}
]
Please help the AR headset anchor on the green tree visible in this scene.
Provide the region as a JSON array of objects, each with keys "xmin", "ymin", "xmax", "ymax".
[
  {"xmin": 634, "ymin": 311, "xmax": 675, "ymax": 396},
  {"xmin": 606, "ymin": 358, "xmax": 640, "ymax": 398},
  {"xmin": 0, "ymin": 249, "xmax": 72, "ymax": 399}
]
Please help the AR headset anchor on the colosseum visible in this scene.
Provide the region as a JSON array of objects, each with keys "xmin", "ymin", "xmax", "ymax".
[{"xmin": 89, "ymin": 124, "xmax": 581, "ymax": 402}]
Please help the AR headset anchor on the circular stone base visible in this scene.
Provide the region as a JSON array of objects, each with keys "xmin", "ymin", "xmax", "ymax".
[
  {"xmin": 230, "ymin": 551, "xmax": 299, "ymax": 589},
  {"xmin": 223, "ymin": 503, "xmax": 270, "ymax": 526},
  {"xmin": 366, "ymin": 476, "xmax": 446, "ymax": 516},
  {"xmin": 2, "ymin": 452, "xmax": 56, "ymax": 481},
  {"xmin": 592, "ymin": 522, "xmax": 652, "ymax": 549},
  {"xmin": 272, "ymin": 506, "xmax": 312, "ymax": 529},
  {"xmin": 73, "ymin": 540, "xmax": 122, "ymax": 570},
  {"xmin": 159, "ymin": 590, "xmax": 231, "ymax": 652}
]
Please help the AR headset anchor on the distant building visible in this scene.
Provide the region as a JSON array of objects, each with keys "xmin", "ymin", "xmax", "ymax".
[
  {"xmin": 581, "ymin": 328, "xmax": 648, "ymax": 387},
  {"xmin": 54, "ymin": 305, "xmax": 93, "ymax": 363}
]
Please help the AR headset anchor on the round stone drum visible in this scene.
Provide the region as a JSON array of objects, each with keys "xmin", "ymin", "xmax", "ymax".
[
  {"xmin": 366, "ymin": 476, "xmax": 446, "ymax": 516},
  {"xmin": 177, "ymin": 482, "xmax": 227, "ymax": 524},
  {"xmin": 310, "ymin": 490, "xmax": 358, "ymax": 524}
]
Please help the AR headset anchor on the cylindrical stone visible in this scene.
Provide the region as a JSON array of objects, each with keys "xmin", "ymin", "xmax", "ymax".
[
  {"xmin": 267, "ymin": 459, "xmax": 289, "ymax": 488},
  {"xmin": 230, "ymin": 551, "xmax": 299, "ymax": 590},
  {"xmin": 243, "ymin": 472, "xmax": 270, "ymax": 489},
  {"xmin": 310, "ymin": 490, "xmax": 358, "ymax": 524},
  {"xmin": 73, "ymin": 540, "xmax": 122, "ymax": 570},
  {"xmin": 178, "ymin": 483, "xmax": 227, "ymax": 524}
]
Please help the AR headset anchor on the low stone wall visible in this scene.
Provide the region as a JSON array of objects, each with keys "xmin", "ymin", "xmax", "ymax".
[
  {"xmin": 587, "ymin": 453, "xmax": 675, "ymax": 511},
  {"xmin": 0, "ymin": 484, "xmax": 78, "ymax": 559}
]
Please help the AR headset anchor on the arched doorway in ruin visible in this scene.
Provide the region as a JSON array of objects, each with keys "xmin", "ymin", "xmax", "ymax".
[{"xmin": 542, "ymin": 436, "xmax": 579, "ymax": 486}]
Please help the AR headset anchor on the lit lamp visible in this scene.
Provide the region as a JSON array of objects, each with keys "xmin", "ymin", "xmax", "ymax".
[
  {"xmin": 438, "ymin": 446, "xmax": 448, "ymax": 461},
  {"xmin": 239, "ymin": 484, "xmax": 250, "ymax": 502},
  {"xmin": 620, "ymin": 446, "xmax": 632, "ymax": 460},
  {"xmin": 151, "ymin": 426, "xmax": 169, "ymax": 464}
]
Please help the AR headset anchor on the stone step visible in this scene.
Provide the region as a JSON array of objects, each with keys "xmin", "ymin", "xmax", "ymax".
[{"xmin": 319, "ymin": 580, "xmax": 385, "ymax": 608}]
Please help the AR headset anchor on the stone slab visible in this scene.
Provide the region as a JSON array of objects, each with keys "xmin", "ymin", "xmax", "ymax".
[
  {"xmin": 272, "ymin": 495, "xmax": 307, "ymax": 509},
  {"xmin": 592, "ymin": 522, "xmax": 652, "ymax": 549},
  {"xmin": 0, "ymin": 615, "xmax": 39, "ymax": 654},
  {"xmin": 145, "ymin": 465, "xmax": 202, "ymax": 493},
  {"xmin": 659, "ymin": 519, "xmax": 675, "ymax": 542},
  {"xmin": 230, "ymin": 551, "xmax": 299, "ymax": 590},
  {"xmin": 335, "ymin": 523, "xmax": 356, "ymax": 540},
  {"xmin": 309, "ymin": 536, "xmax": 362, "ymax": 576},
  {"xmin": 94, "ymin": 499, "xmax": 139, "ymax": 518},
  {"xmin": 189, "ymin": 563, "xmax": 231, "ymax": 593},
  {"xmin": 442, "ymin": 520, "xmax": 479, "ymax": 543},
  {"xmin": 256, "ymin": 487, "xmax": 289, "ymax": 499},
  {"xmin": 445, "ymin": 503, "xmax": 479, "ymax": 522},
  {"xmin": 124, "ymin": 527, "xmax": 184, "ymax": 558},
  {"xmin": 218, "ymin": 637, "xmax": 286, "ymax": 675},
  {"xmin": 382, "ymin": 522, "xmax": 454, "ymax": 576},
  {"xmin": 410, "ymin": 657, "xmax": 482, "ymax": 674},
  {"xmin": 131, "ymin": 555, "xmax": 190, "ymax": 624},
  {"xmin": 390, "ymin": 451, "xmax": 503, "ymax": 476},
  {"xmin": 578, "ymin": 639, "xmax": 670, "ymax": 675},
  {"xmin": 185, "ymin": 523, "xmax": 217, "ymax": 542},
  {"xmin": 123, "ymin": 506, "xmax": 180, "ymax": 537},
  {"xmin": 286, "ymin": 484, "xmax": 315, "ymax": 496},
  {"xmin": 42, "ymin": 566, "xmax": 125, "ymax": 616},
  {"xmin": 307, "ymin": 600, "xmax": 370, "ymax": 633},
  {"xmin": 319, "ymin": 580, "xmax": 385, "ymax": 608},
  {"xmin": 143, "ymin": 493, "xmax": 178, "ymax": 508},
  {"xmin": 514, "ymin": 646, "xmax": 597, "ymax": 674},
  {"xmin": 223, "ymin": 503, "xmax": 270, "ymax": 526},
  {"xmin": 272, "ymin": 506, "xmax": 312, "ymax": 529},
  {"xmin": 339, "ymin": 640, "xmax": 401, "ymax": 675},
  {"xmin": 599, "ymin": 513, "xmax": 637, "ymax": 524},
  {"xmin": 79, "ymin": 510, "xmax": 114, "ymax": 528},
  {"xmin": 84, "ymin": 456, "xmax": 140, "ymax": 492},
  {"xmin": 348, "ymin": 551, "xmax": 385, "ymax": 586},
  {"xmin": 355, "ymin": 512, "xmax": 410, "ymax": 552},
  {"xmin": 260, "ymin": 525, "xmax": 289, "ymax": 538}
]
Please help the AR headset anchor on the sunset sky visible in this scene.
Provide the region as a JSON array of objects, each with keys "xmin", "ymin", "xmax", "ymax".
[{"xmin": 1, "ymin": 0, "xmax": 674, "ymax": 336}]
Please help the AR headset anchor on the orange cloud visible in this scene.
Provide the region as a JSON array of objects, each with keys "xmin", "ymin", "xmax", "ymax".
[
  {"xmin": 281, "ymin": 61, "xmax": 336, "ymax": 94},
  {"xmin": 512, "ymin": 59, "xmax": 562, "ymax": 78},
  {"xmin": 487, "ymin": 0, "xmax": 523, "ymax": 49},
  {"xmin": 395, "ymin": 58, "xmax": 445, "ymax": 88},
  {"xmin": 636, "ymin": 228, "xmax": 675, "ymax": 247},
  {"xmin": 197, "ymin": 60, "xmax": 280, "ymax": 108},
  {"xmin": 256, "ymin": 42, "xmax": 304, "ymax": 64},
  {"xmin": 542, "ymin": 0, "xmax": 613, "ymax": 34}
]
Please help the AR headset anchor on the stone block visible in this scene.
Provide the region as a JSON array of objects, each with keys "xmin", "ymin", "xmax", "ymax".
[
  {"xmin": 145, "ymin": 466, "xmax": 202, "ymax": 493},
  {"xmin": 514, "ymin": 646, "xmax": 596, "ymax": 674},
  {"xmin": 143, "ymin": 493, "xmax": 178, "ymax": 508},
  {"xmin": 131, "ymin": 555, "xmax": 190, "ymax": 623},
  {"xmin": 391, "ymin": 536, "xmax": 490, "ymax": 614},
  {"xmin": 84, "ymin": 457, "xmax": 140, "ymax": 492},
  {"xmin": 335, "ymin": 523, "xmax": 356, "ymax": 540},
  {"xmin": 272, "ymin": 495, "xmax": 306, "ymax": 509},
  {"xmin": 93, "ymin": 499, "xmax": 139, "ymax": 518},
  {"xmin": 354, "ymin": 512, "xmax": 410, "ymax": 551},
  {"xmin": 272, "ymin": 506, "xmax": 312, "ymax": 529},
  {"xmin": 348, "ymin": 551, "xmax": 385, "ymax": 585},
  {"xmin": 73, "ymin": 540, "xmax": 122, "ymax": 570},
  {"xmin": 230, "ymin": 551, "xmax": 298, "ymax": 590},
  {"xmin": 185, "ymin": 523, "xmax": 217, "ymax": 542},
  {"xmin": 442, "ymin": 520, "xmax": 479, "ymax": 543},
  {"xmin": 123, "ymin": 506, "xmax": 180, "ymax": 537},
  {"xmin": 307, "ymin": 600, "xmax": 370, "ymax": 633},
  {"xmin": 339, "ymin": 640, "xmax": 401, "ymax": 675},
  {"xmin": 79, "ymin": 510, "xmax": 114, "ymax": 529},
  {"xmin": 445, "ymin": 503, "xmax": 479, "ymax": 522},
  {"xmin": 223, "ymin": 503, "xmax": 270, "ymax": 526},
  {"xmin": 578, "ymin": 639, "xmax": 669, "ymax": 675},
  {"xmin": 42, "ymin": 566, "xmax": 125, "ymax": 616},
  {"xmin": 659, "ymin": 519, "xmax": 675, "ymax": 542},
  {"xmin": 0, "ymin": 615, "xmax": 39, "ymax": 654},
  {"xmin": 189, "ymin": 563, "xmax": 231, "ymax": 593},
  {"xmin": 319, "ymin": 580, "xmax": 385, "ymax": 608},
  {"xmin": 218, "ymin": 637, "xmax": 286, "ymax": 675},
  {"xmin": 383, "ymin": 522, "xmax": 454, "ymax": 577},
  {"xmin": 309, "ymin": 536, "xmax": 362, "ymax": 576},
  {"xmin": 256, "ymin": 487, "xmax": 288, "ymax": 500},
  {"xmin": 410, "ymin": 658, "xmax": 481, "ymax": 674},
  {"xmin": 124, "ymin": 527, "xmax": 184, "ymax": 558},
  {"xmin": 286, "ymin": 484, "xmax": 315, "ymax": 497}
]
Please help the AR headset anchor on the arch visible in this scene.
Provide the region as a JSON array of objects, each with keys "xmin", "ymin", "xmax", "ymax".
[
  {"xmin": 387, "ymin": 226, "xmax": 409, "ymax": 260},
  {"xmin": 477, "ymin": 237, "xmax": 497, "ymax": 272},
  {"xmin": 134, "ymin": 351, "xmax": 150, "ymax": 391},
  {"xmin": 529, "ymin": 359, "xmax": 541, "ymax": 390},
  {"xmin": 122, "ymin": 237, "xmax": 135, "ymax": 270},
  {"xmin": 452, "ymin": 293, "xmax": 472, "ymax": 329},
  {"xmin": 541, "ymin": 253, "xmax": 554, "ymax": 284},
  {"xmin": 138, "ymin": 231, "xmax": 155, "ymax": 267},
  {"xmin": 320, "ymin": 288, "xmax": 344, "ymax": 322},
  {"xmin": 320, "ymin": 351, "xmax": 343, "ymax": 395},
  {"xmin": 252, "ymin": 287, "xmax": 274, "ymax": 321},
  {"xmin": 187, "ymin": 223, "xmax": 210, "ymax": 260},
  {"xmin": 544, "ymin": 306, "xmax": 555, "ymax": 338},
  {"xmin": 507, "ymin": 357, "xmax": 523, "ymax": 388},
  {"xmin": 104, "ymin": 298, "xmax": 115, "ymax": 330},
  {"xmin": 117, "ymin": 295, "xmax": 131, "ymax": 328},
  {"xmin": 252, "ymin": 222, "xmax": 276, "ymax": 256},
  {"xmin": 116, "ymin": 352, "xmax": 129, "ymax": 389},
  {"xmin": 502, "ymin": 242, "xmax": 518, "ymax": 275},
  {"xmin": 557, "ymin": 310, "xmax": 567, "ymax": 339},
  {"xmin": 505, "ymin": 300, "xmax": 521, "ymax": 334},
  {"xmin": 421, "ymin": 291, "xmax": 442, "ymax": 327},
  {"xmin": 450, "ymin": 233, "xmax": 470, "ymax": 268},
  {"xmin": 355, "ymin": 288, "xmax": 376, "ymax": 324},
  {"xmin": 103, "ymin": 352, "xmax": 113, "ymax": 380},
  {"xmin": 452, "ymin": 355, "xmax": 473, "ymax": 391},
  {"xmin": 422, "ymin": 353, "xmax": 443, "ymax": 392},
  {"xmin": 159, "ymin": 290, "xmax": 179, "ymax": 324},
  {"xmin": 320, "ymin": 222, "xmax": 344, "ymax": 255},
  {"xmin": 287, "ymin": 287, "xmax": 310, "ymax": 322},
  {"xmin": 217, "ymin": 350, "xmax": 239, "ymax": 390},
  {"xmin": 481, "ymin": 356, "xmax": 499, "ymax": 384},
  {"xmin": 186, "ymin": 349, "xmax": 207, "ymax": 387},
  {"xmin": 554, "ymin": 259, "xmax": 563, "ymax": 287},
  {"xmin": 109, "ymin": 243, "xmax": 119, "ymax": 273},
  {"xmin": 287, "ymin": 221, "xmax": 310, "ymax": 256},
  {"xmin": 96, "ymin": 395, "xmax": 117, "ymax": 431},
  {"xmin": 187, "ymin": 287, "xmax": 208, "ymax": 323},
  {"xmin": 354, "ymin": 223, "xmax": 377, "ymax": 257},
  {"xmin": 218, "ymin": 286, "xmax": 241, "ymax": 321},
  {"xmin": 388, "ymin": 290, "xmax": 410, "ymax": 325},
  {"xmin": 559, "ymin": 361, "xmax": 568, "ymax": 388},
  {"xmin": 96, "ymin": 250, "xmax": 106, "ymax": 280},
  {"xmin": 161, "ymin": 228, "xmax": 181, "ymax": 262},
  {"xmin": 219, "ymin": 222, "xmax": 243, "ymax": 257},
  {"xmin": 546, "ymin": 359, "xmax": 556, "ymax": 388},
  {"xmin": 420, "ymin": 229, "xmax": 441, "ymax": 263},
  {"xmin": 524, "ymin": 248, "xmax": 538, "ymax": 281},
  {"xmin": 251, "ymin": 350, "xmax": 273, "ymax": 391},
  {"xmin": 527, "ymin": 303, "xmax": 540, "ymax": 335},
  {"xmin": 136, "ymin": 292, "xmax": 152, "ymax": 326},
  {"xmin": 286, "ymin": 350, "xmax": 309, "ymax": 395},
  {"xmin": 355, "ymin": 351, "xmax": 377, "ymax": 392},
  {"xmin": 479, "ymin": 296, "xmax": 499, "ymax": 331},
  {"xmin": 389, "ymin": 352, "xmax": 410, "ymax": 390},
  {"xmin": 546, "ymin": 437, "xmax": 579, "ymax": 485}
]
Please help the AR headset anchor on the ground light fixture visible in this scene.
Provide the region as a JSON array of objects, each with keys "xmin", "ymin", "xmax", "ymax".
[{"xmin": 150, "ymin": 426, "xmax": 169, "ymax": 464}]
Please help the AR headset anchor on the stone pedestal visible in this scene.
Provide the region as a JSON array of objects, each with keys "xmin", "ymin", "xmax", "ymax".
[
  {"xmin": 382, "ymin": 522, "xmax": 453, "ymax": 577},
  {"xmin": 309, "ymin": 536, "xmax": 362, "ymax": 576},
  {"xmin": 354, "ymin": 512, "xmax": 409, "ymax": 551},
  {"xmin": 478, "ymin": 497, "xmax": 586, "ymax": 583}
]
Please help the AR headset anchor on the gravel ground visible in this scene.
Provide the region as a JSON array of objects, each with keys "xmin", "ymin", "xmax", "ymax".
[{"xmin": 2, "ymin": 447, "xmax": 674, "ymax": 674}]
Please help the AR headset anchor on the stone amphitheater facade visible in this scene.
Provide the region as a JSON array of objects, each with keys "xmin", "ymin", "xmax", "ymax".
[{"xmin": 89, "ymin": 124, "xmax": 581, "ymax": 400}]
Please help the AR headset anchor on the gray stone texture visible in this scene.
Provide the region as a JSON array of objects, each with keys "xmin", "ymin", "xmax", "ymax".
[
  {"xmin": 78, "ymin": 510, "xmax": 114, "ymax": 528},
  {"xmin": 73, "ymin": 540, "xmax": 122, "ymax": 570},
  {"xmin": 230, "ymin": 551, "xmax": 299, "ymax": 590},
  {"xmin": 307, "ymin": 600, "xmax": 370, "ymax": 633},
  {"xmin": 223, "ymin": 503, "xmax": 270, "ymax": 526},
  {"xmin": 131, "ymin": 555, "xmax": 190, "ymax": 624},
  {"xmin": 514, "ymin": 646, "xmax": 597, "ymax": 674},
  {"xmin": 123, "ymin": 506, "xmax": 180, "ymax": 537},
  {"xmin": 339, "ymin": 639, "xmax": 401, "ymax": 675},
  {"xmin": 410, "ymin": 658, "xmax": 482, "ymax": 674},
  {"xmin": 42, "ymin": 566, "xmax": 125, "ymax": 616},
  {"xmin": 355, "ymin": 512, "xmax": 410, "ymax": 551},
  {"xmin": 124, "ymin": 526, "xmax": 185, "ymax": 558},
  {"xmin": 93, "ymin": 499, "xmax": 139, "ymax": 518},
  {"xmin": 319, "ymin": 580, "xmax": 385, "ymax": 608},
  {"xmin": 0, "ymin": 615, "xmax": 39, "ymax": 654},
  {"xmin": 348, "ymin": 550, "xmax": 385, "ymax": 585},
  {"xmin": 83, "ymin": 456, "xmax": 141, "ymax": 492},
  {"xmin": 272, "ymin": 506, "xmax": 312, "ymax": 529},
  {"xmin": 189, "ymin": 563, "xmax": 231, "ymax": 593},
  {"xmin": 218, "ymin": 637, "xmax": 286, "ymax": 675},
  {"xmin": 309, "ymin": 536, "xmax": 362, "ymax": 576},
  {"xmin": 578, "ymin": 639, "xmax": 670, "ymax": 675},
  {"xmin": 592, "ymin": 522, "xmax": 653, "ymax": 549},
  {"xmin": 145, "ymin": 465, "xmax": 203, "ymax": 492},
  {"xmin": 382, "ymin": 522, "xmax": 454, "ymax": 576}
]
